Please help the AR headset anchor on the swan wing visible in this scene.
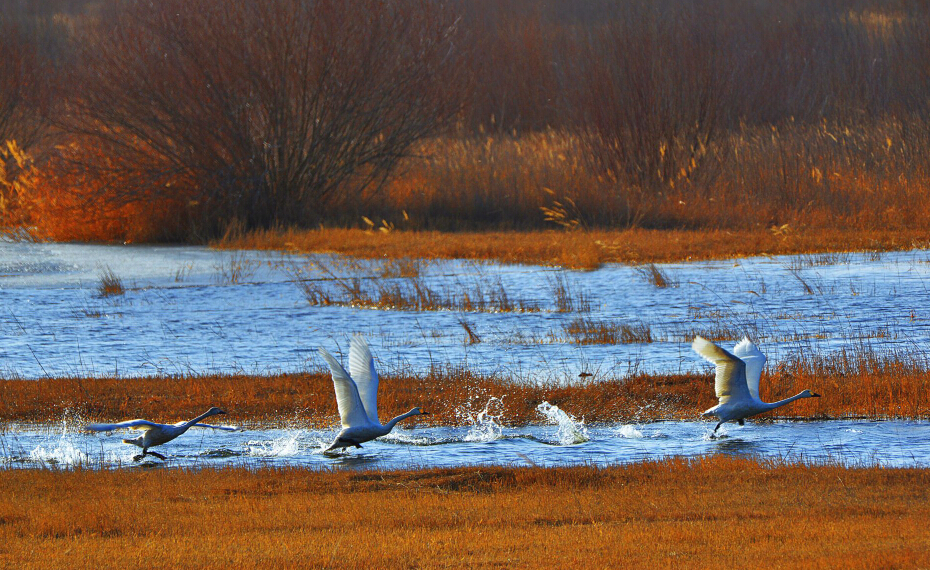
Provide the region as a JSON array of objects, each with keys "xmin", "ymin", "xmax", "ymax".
[
  {"xmin": 733, "ymin": 337, "xmax": 766, "ymax": 400},
  {"xmin": 692, "ymin": 336, "xmax": 752, "ymax": 403},
  {"xmin": 348, "ymin": 334, "xmax": 380, "ymax": 424},
  {"xmin": 319, "ymin": 347, "xmax": 374, "ymax": 429},
  {"xmin": 192, "ymin": 423, "xmax": 240, "ymax": 431},
  {"xmin": 86, "ymin": 419, "xmax": 161, "ymax": 432}
]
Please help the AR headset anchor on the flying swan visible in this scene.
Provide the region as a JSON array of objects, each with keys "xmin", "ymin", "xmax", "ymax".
[
  {"xmin": 693, "ymin": 336, "xmax": 820, "ymax": 433},
  {"xmin": 319, "ymin": 335, "xmax": 428, "ymax": 453},
  {"xmin": 86, "ymin": 406, "xmax": 235, "ymax": 460}
]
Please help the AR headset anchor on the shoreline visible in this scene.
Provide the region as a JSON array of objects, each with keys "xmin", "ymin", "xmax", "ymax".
[{"xmin": 214, "ymin": 227, "xmax": 930, "ymax": 269}]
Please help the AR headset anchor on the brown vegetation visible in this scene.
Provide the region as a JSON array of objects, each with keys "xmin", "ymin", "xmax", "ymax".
[
  {"xmin": 5, "ymin": 1, "xmax": 930, "ymax": 242},
  {"xmin": 3, "ymin": 349, "xmax": 930, "ymax": 426},
  {"xmin": 1, "ymin": 458, "xmax": 928, "ymax": 569},
  {"xmin": 216, "ymin": 226, "xmax": 928, "ymax": 269}
]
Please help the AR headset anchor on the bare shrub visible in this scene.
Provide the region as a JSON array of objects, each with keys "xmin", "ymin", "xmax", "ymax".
[
  {"xmin": 570, "ymin": 1, "xmax": 731, "ymax": 220},
  {"xmin": 63, "ymin": 0, "xmax": 463, "ymax": 236}
]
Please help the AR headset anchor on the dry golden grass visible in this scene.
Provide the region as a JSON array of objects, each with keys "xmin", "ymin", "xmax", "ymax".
[
  {"xmin": 1, "ymin": 458, "xmax": 929, "ymax": 569},
  {"xmin": 3, "ymin": 353, "xmax": 930, "ymax": 427},
  {"xmin": 216, "ymin": 226, "xmax": 930, "ymax": 269}
]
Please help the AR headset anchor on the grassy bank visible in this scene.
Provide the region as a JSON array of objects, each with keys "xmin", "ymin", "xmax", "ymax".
[
  {"xmin": 216, "ymin": 226, "xmax": 930, "ymax": 269},
  {"xmin": 1, "ymin": 458, "xmax": 928, "ymax": 569},
  {"xmin": 4, "ymin": 351, "xmax": 930, "ymax": 426}
]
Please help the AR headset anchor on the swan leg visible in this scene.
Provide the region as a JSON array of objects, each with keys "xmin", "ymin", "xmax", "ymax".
[
  {"xmin": 713, "ymin": 422, "xmax": 722, "ymax": 433},
  {"xmin": 737, "ymin": 419, "xmax": 745, "ymax": 426},
  {"xmin": 354, "ymin": 443, "xmax": 362, "ymax": 449},
  {"xmin": 148, "ymin": 450, "xmax": 167, "ymax": 461}
]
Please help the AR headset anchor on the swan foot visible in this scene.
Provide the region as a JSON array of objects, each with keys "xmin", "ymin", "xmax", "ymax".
[
  {"xmin": 737, "ymin": 419, "xmax": 745, "ymax": 426},
  {"xmin": 354, "ymin": 443, "xmax": 363, "ymax": 449},
  {"xmin": 147, "ymin": 451, "xmax": 167, "ymax": 461}
]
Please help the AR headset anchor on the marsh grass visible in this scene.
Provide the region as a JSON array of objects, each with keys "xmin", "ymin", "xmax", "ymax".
[
  {"xmin": 5, "ymin": 347, "xmax": 930, "ymax": 426},
  {"xmin": 96, "ymin": 267, "xmax": 124, "ymax": 297},
  {"xmin": 217, "ymin": 226, "xmax": 927, "ymax": 269},
  {"xmin": 290, "ymin": 257, "xmax": 543, "ymax": 312},
  {"xmin": 548, "ymin": 273, "xmax": 591, "ymax": 312},
  {"xmin": 1, "ymin": 459, "xmax": 928, "ymax": 569},
  {"xmin": 213, "ymin": 252, "xmax": 259, "ymax": 284},
  {"xmin": 563, "ymin": 318, "xmax": 653, "ymax": 345},
  {"xmin": 636, "ymin": 263, "xmax": 677, "ymax": 288}
]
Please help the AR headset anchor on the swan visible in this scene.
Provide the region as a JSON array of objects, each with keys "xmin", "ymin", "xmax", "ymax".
[
  {"xmin": 693, "ymin": 336, "xmax": 820, "ymax": 433},
  {"xmin": 318, "ymin": 335, "xmax": 428, "ymax": 453},
  {"xmin": 86, "ymin": 406, "xmax": 235, "ymax": 460}
]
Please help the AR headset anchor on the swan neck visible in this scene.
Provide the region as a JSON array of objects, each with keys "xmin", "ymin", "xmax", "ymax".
[
  {"xmin": 385, "ymin": 409, "xmax": 421, "ymax": 430},
  {"xmin": 184, "ymin": 409, "xmax": 219, "ymax": 429},
  {"xmin": 765, "ymin": 392, "xmax": 809, "ymax": 410}
]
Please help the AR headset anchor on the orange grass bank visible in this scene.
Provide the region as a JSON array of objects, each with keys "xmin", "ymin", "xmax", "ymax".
[
  {"xmin": 3, "ymin": 356, "xmax": 930, "ymax": 425},
  {"xmin": 215, "ymin": 227, "xmax": 930, "ymax": 269},
  {"xmin": 2, "ymin": 458, "xmax": 929, "ymax": 569}
]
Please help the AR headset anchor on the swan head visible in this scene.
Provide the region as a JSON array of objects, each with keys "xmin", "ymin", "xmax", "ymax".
[
  {"xmin": 801, "ymin": 390, "xmax": 821, "ymax": 398},
  {"xmin": 206, "ymin": 407, "xmax": 226, "ymax": 416},
  {"xmin": 411, "ymin": 407, "xmax": 429, "ymax": 416}
]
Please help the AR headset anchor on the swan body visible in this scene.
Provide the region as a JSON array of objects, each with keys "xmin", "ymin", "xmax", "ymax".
[
  {"xmin": 693, "ymin": 336, "xmax": 820, "ymax": 433},
  {"xmin": 87, "ymin": 407, "xmax": 233, "ymax": 460},
  {"xmin": 319, "ymin": 335, "xmax": 427, "ymax": 453}
]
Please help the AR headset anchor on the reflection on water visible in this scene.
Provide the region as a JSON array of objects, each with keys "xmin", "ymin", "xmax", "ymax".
[
  {"xmin": 1, "ymin": 242, "xmax": 930, "ymax": 380},
  {"xmin": 3, "ymin": 419, "xmax": 930, "ymax": 470}
]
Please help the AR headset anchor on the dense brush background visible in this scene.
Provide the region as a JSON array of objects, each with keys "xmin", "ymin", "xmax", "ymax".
[{"xmin": 2, "ymin": 0, "xmax": 930, "ymax": 240}]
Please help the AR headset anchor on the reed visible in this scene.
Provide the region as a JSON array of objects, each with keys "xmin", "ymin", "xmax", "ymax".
[
  {"xmin": 635, "ymin": 263, "xmax": 676, "ymax": 288},
  {"xmin": 290, "ymin": 257, "xmax": 542, "ymax": 312},
  {"xmin": 216, "ymin": 226, "xmax": 930, "ymax": 269},
  {"xmin": 4, "ymin": 348, "xmax": 930, "ymax": 426},
  {"xmin": 563, "ymin": 318, "xmax": 653, "ymax": 345},
  {"xmin": 1, "ymin": 458, "xmax": 928, "ymax": 569},
  {"xmin": 96, "ymin": 267, "xmax": 124, "ymax": 297}
]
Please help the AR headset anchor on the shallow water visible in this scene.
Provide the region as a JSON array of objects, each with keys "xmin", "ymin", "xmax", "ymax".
[
  {"xmin": 2, "ymin": 241, "xmax": 930, "ymax": 470},
  {"xmin": 1, "ymin": 242, "xmax": 930, "ymax": 380},
  {"xmin": 3, "ymin": 417, "xmax": 929, "ymax": 470}
]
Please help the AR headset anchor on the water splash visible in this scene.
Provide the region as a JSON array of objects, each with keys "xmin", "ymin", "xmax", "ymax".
[
  {"xmin": 247, "ymin": 430, "xmax": 302, "ymax": 457},
  {"xmin": 536, "ymin": 401, "xmax": 589, "ymax": 445},
  {"xmin": 460, "ymin": 397, "xmax": 505, "ymax": 442},
  {"xmin": 614, "ymin": 424, "xmax": 645, "ymax": 439},
  {"xmin": 29, "ymin": 413, "xmax": 91, "ymax": 466}
]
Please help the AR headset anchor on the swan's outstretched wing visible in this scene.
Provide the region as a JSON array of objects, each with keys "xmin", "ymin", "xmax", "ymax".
[
  {"xmin": 319, "ymin": 347, "xmax": 373, "ymax": 429},
  {"xmin": 692, "ymin": 336, "xmax": 752, "ymax": 403},
  {"xmin": 86, "ymin": 419, "xmax": 161, "ymax": 432},
  {"xmin": 733, "ymin": 337, "xmax": 766, "ymax": 400},
  {"xmin": 348, "ymin": 334, "xmax": 380, "ymax": 424},
  {"xmin": 192, "ymin": 423, "xmax": 240, "ymax": 431}
]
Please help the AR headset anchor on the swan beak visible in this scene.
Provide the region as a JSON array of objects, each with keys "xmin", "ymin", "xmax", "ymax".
[
  {"xmin": 811, "ymin": 393, "xmax": 821, "ymax": 397},
  {"xmin": 421, "ymin": 411, "xmax": 430, "ymax": 415}
]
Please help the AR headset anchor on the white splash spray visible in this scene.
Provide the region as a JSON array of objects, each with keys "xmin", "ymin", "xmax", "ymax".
[
  {"xmin": 460, "ymin": 397, "xmax": 505, "ymax": 442},
  {"xmin": 536, "ymin": 401, "xmax": 589, "ymax": 445},
  {"xmin": 247, "ymin": 430, "xmax": 301, "ymax": 457},
  {"xmin": 29, "ymin": 413, "xmax": 90, "ymax": 466}
]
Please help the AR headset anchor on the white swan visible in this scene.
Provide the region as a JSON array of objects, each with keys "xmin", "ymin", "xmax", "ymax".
[
  {"xmin": 693, "ymin": 336, "xmax": 820, "ymax": 433},
  {"xmin": 87, "ymin": 406, "xmax": 235, "ymax": 460},
  {"xmin": 318, "ymin": 335, "xmax": 428, "ymax": 453}
]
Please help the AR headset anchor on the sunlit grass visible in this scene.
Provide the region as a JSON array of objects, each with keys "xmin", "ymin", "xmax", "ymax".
[
  {"xmin": 1, "ymin": 458, "xmax": 928, "ymax": 569},
  {"xmin": 4, "ymin": 347, "xmax": 930, "ymax": 427},
  {"xmin": 216, "ymin": 226, "xmax": 930, "ymax": 268}
]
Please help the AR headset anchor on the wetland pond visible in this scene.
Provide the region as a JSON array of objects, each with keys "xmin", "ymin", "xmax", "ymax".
[{"xmin": 2, "ymin": 241, "xmax": 930, "ymax": 469}]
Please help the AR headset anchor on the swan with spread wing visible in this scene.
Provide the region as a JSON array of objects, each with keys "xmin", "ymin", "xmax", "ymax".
[
  {"xmin": 87, "ymin": 407, "xmax": 236, "ymax": 460},
  {"xmin": 319, "ymin": 335, "xmax": 428, "ymax": 453},
  {"xmin": 693, "ymin": 336, "xmax": 820, "ymax": 433}
]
